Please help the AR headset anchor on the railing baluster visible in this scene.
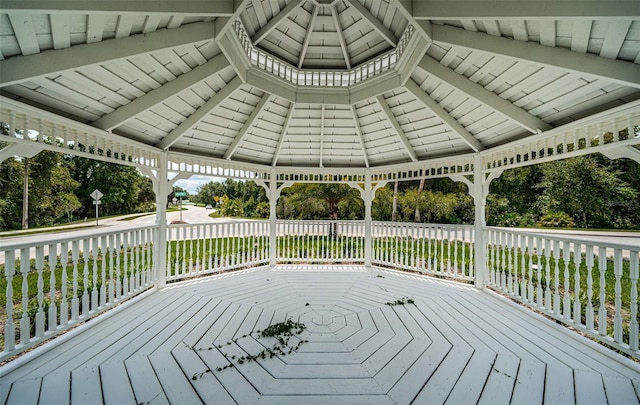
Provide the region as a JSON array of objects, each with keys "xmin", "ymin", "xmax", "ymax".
[
  {"xmin": 573, "ymin": 243, "xmax": 582, "ymax": 325},
  {"xmin": 92, "ymin": 237, "xmax": 99, "ymax": 312},
  {"xmin": 613, "ymin": 248, "xmax": 623, "ymax": 343},
  {"xmin": 100, "ymin": 237, "xmax": 107, "ymax": 307},
  {"xmin": 630, "ymin": 251, "xmax": 639, "ymax": 351},
  {"xmin": 536, "ymin": 237, "xmax": 543, "ymax": 308},
  {"xmin": 35, "ymin": 246, "xmax": 45, "ymax": 337},
  {"xmin": 544, "ymin": 238, "xmax": 552, "ymax": 311},
  {"xmin": 5, "ymin": 250, "xmax": 16, "ymax": 351},
  {"xmin": 82, "ymin": 239, "xmax": 90, "ymax": 316},
  {"xmin": 563, "ymin": 241, "xmax": 571, "ymax": 320},
  {"xmin": 553, "ymin": 240, "xmax": 560, "ymax": 315},
  {"xmin": 48, "ymin": 244, "xmax": 58, "ymax": 333},
  {"xmin": 20, "ymin": 249, "xmax": 30, "ymax": 344},
  {"xmin": 598, "ymin": 247, "xmax": 607, "ymax": 335},
  {"xmin": 71, "ymin": 241, "xmax": 80, "ymax": 320},
  {"xmin": 585, "ymin": 245, "xmax": 595, "ymax": 331},
  {"xmin": 115, "ymin": 234, "xmax": 122, "ymax": 301}
]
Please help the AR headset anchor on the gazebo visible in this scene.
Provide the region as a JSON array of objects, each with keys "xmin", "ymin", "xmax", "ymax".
[{"xmin": 1, "ymin": 1, "xmax": 639, "ymax": 403}]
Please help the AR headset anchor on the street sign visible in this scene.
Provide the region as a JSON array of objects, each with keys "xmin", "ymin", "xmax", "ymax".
[
  {"xmin": 91, "ymin": 189, "xmax": 103, "ymax": 225},
  {"xmin": 90, "ymin": 189, "xmax": 103, "ymax": 200},
  {"xmin": 175, "ymin": 191, "xmax": 187, "ymax": 197}
]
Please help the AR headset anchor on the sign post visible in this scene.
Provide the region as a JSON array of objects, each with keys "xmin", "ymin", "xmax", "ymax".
[
  {"xmin": 90, "ymin": 189, "xmax": 103, "ymax": 225},
  {"xmin": 175, "ymin": 191, "xmax": 187, "ymax": 222}
]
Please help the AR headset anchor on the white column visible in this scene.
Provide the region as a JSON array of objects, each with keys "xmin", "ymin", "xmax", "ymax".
[
  {"xmin": 269, "ymin": 174, "xmax": 278, "ymax": 267},
  {"xmin": 364, "ymin": 172, "xmax": 373, "ymax": 267},
  {"xmin": 154, "ymin": 152, "xmax": 169, "ymax": 289},
  {"xmin": 473, "ymin": 153, "xmax": 486, "ymax": 289}
]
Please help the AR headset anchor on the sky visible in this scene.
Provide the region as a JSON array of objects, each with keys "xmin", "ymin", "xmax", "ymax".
[{"xmin": 174, "ymin": 175, "xmax": 223, "ymax": 194}]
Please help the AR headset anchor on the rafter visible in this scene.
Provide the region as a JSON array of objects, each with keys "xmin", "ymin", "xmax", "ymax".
[
  {"xmin": 156, "ymin": 76, "xmax": 241, "ymax": 150},
  {"xmin": 272, "ymin": 102, "xmax": 295, "ymax": 167},
  {"xmin": 432, "ymin": 25, "xmax": 640, "ymax": 89},
  {"xmin": 93, "ymin": 53, "xmax": 230, "ymax": 131},
  {"xmin": 224, "ymin": 93, "xmax": 272, "ymax": 160},
  {"xmin": 299, "ymin": 5, "xmax": 319, "ymax": 68},
  {"xmin": 410, "ymin": 1, "xmax": 639, "ymax": 19},
  {"xmin": 252, "ymin": 0, "xmax": 305, "ymax": 45},
  {"xmin": 350, "ymin": 105, "xmax": 370, "ymax": 168},
  {"xmin": 1, "ymin": 22, "xmax": 218, "ymax": 87},
  {"xmin": 1, "ymin": 1, "xmax": 235, "ymax": 16},
  {"xmin": 347, "ymin": 0, "xmax": 397, "ymax": 47},
  {"xmin": 405, "ymin": 79, "xmax": 484, "ymax": 152},
  {"xmin": 418, "ymin": 55, "xmax": 552, "ymax": 134},
  {"xmin": 330, "ymin": 6, "xmax": 351, "ymax": 69},
  {"xmin": 376, "ymin": 95, "xmax": 418, "ymax": 162}
]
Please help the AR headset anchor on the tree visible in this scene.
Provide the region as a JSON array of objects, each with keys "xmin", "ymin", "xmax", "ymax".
[{"xmin": 535, "ymin": 155, "xmax": 637, "ymax": 228}]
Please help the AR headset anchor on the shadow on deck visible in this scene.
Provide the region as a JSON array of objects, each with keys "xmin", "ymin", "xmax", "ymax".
[{"xmin": 1, "ymin": 265, "xmax": 639, "ymax": 404}]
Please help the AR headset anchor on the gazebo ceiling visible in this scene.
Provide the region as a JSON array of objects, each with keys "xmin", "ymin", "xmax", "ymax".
[{"xmin": 0, "ymin": 1, "xmax": 639, "ymax": 169}]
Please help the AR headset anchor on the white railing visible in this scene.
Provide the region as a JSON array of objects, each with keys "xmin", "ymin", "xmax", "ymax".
[
  {"xmin": 233, "ymin": 21, "xmax": 414, "ymax": 87},
  {"xmin": 1, "ymin": 226, "xmax": 156, "ymax": 361},
  {"xmin": 372, "ymin": 222, "xmax": 475, "ymax": 282},
  {"xmin": 166, "ymin": 221, "xmax": 270, "ymax": 281},
  {"xmin": 485, "ymin": 227, "xmax": 640, "ymax": 358},
  {"xmin": 276, "ymin": 220, "xmax": 365, "ymax": 263}
]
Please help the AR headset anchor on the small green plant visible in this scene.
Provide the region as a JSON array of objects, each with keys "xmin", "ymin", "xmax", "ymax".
[{"xmin": 385, "ymin": 297, "xmax": 415, "ymax": 306}]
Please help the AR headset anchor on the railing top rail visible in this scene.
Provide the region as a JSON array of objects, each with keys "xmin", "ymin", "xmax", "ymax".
[
  {"xmin": 487, "ymin": 226, "xmax": 640, "ymax": 252},
  {"xmin": 373, "ymin": 221, "xmax": 474, "ymax": 228},
  {"xmin": 0, "ymin": 224, "xmax": 158, "ymax": 252},
  {"xmin": 277, "ymin": 219, "xmax": 365, "ymax": 223},
  {"xmin": 167, "ymin": 219, "xmax": 267, "ymax": 227}
]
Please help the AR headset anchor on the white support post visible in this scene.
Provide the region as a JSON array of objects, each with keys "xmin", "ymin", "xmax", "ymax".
[
  {"xmin": 269, "ymin": 174, "xmax": 278, "ymax": 267},
  {"xmin": 154, "ymin": 152, "xmax": 169, "ymax": 289},
  {"xmin": 364, "ymin": 172, "xmax": 373, "ymax": 267},
  {"xmin": 473, "ymin": 153, "xmax": 486, "ymax": 289}
]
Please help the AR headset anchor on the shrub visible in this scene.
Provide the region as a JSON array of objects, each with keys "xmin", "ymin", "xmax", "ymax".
[{"xmin": 537, "ymin": 211, "xmax": 575, "ymax": 228}]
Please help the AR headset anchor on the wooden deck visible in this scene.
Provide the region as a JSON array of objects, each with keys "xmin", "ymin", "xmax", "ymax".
[{"xmin": 1, "ymin": 265, "xmax": 639, "ymax": 404}]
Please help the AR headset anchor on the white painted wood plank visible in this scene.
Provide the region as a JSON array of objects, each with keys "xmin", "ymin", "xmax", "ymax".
[
  {"xmin": 148, "ymin": 353, "xmax": 203, "ymax": 405},
  {"xmin": 444, "ymin": 350, "xmax": 497, "ymax": 404},
  {"xmin": 100, "ymin": 361, "xmax": 137, "ymax": 405},
  {"xmin": 38, "ymin": 372, "xmax": 70, "ymax": 405},
  {"xmin": 543, "ymin": 365, "xmax": 575, "ymax": 404},
  {"xmin": 388, "ymin": 341, "xmax": 458, "ymax": 404},
  {"xmin": 510, "ymin": 360, "xmax": 546, "ymax": 404},
  {"xmin": 257, "ymin": 395, "xmax": 393, "ymax": 405},
  {"xmin": 171, "ymin": 346, "xmax": 236, "ymax": 403},
  {"xmin": 71, "ymin": 366, "xmax": 103, "ymax": 405},
  {"xmin": 124, "ymin": 356, "xmax": 170, "ymax": 405},
  {"xmin": 574, "ymin": 369, "xmax": 607, "ymax": 405},
  {"xmin": 6, "ymin": 378, "xmax": 41, "ymax": 405},
  {"xmin": 602, "ymin": 373, "xmax": 640, "ymax": 404},
  {"xmin": 477, "ymin": 353, "xmax": 520, "ymax": 404}
]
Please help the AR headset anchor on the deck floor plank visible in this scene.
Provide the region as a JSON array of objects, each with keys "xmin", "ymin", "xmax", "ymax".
[
  {"xmin": 509, "ymin": 360, "xmax": 546, "ymax": 405},
  {"xmin": 71, "ymin": 366, "xmax": 103, "ymax": 405},
  {"xmin": 5, "ymin": 378, "xmax": 40, "ymax": 405},
  {"xmin": 124, "ymin": 355, "xmax": 171, "ymax": 405},
  {"xmin": 602, "ymin": 374, "xmax": 640, "ymax": 404},
  {"xmin": 38, "ymin": 371, "xmax": 70, "ymax": 405},
  {"xmin": 148, "ymin": 353, "xmax": 203, "ymax": 405},
  {"xmin": 477, "ymin": 353, "xmax": 521, "ymax": 404},
  {"xmin": 100, "ymin": 361, "xmax": 137, "ymax": 405},
  {"xmin": 2, "ymin": 266, "xmax": 639, "ymax": 405},
  {"xmin": 544, "ymin": 365, "xmax": 576, "ymax": 405},
  {"xmin": 574, "ymin": 369, "xmax": 608, "ymax": 405},
  {"xmin": 444, "ymin": 349, "xmax": 497, "ymax": 405}
]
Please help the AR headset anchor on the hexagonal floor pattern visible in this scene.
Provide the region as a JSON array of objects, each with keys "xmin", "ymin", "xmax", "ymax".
[{"xmin": 2, "ymin": 266, "xmax": 639, "ymax": 404}]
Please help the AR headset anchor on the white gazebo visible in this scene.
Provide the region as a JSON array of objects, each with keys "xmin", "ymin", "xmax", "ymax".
[{"xmin": 1, "ymin": 1, "xmax": 639, "ymax": 403}]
